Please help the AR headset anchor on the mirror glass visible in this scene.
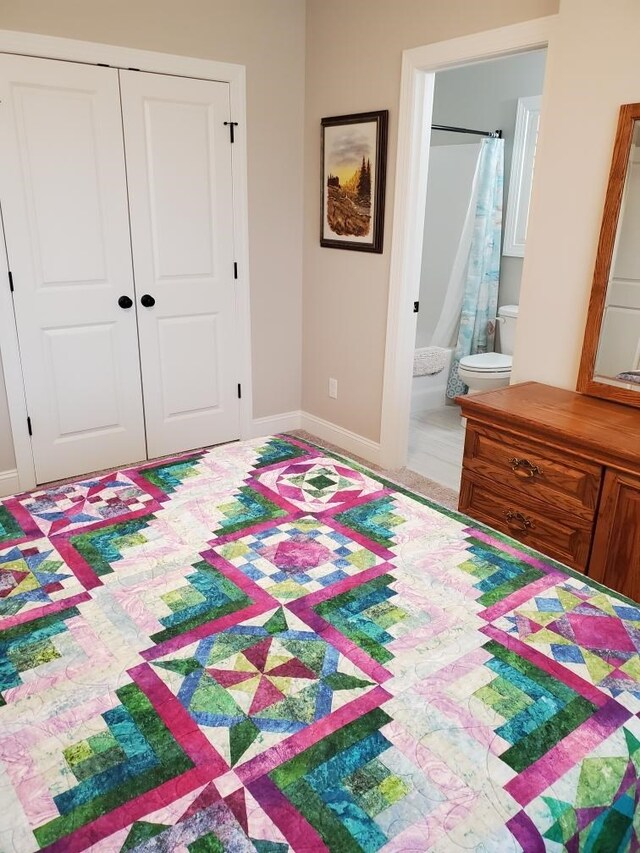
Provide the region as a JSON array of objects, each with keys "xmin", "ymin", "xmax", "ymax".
[{"xmin": 593, "ymin": 120, "xmax": 640, "ymax": 391}]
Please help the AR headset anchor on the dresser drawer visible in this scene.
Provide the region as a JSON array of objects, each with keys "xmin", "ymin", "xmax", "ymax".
[
  {"xmin": 459, "ymin": 473, "xmax": 592, "ymax": 570},
  {"xmin": 463, "ymin": 423, "xmax": 602, "ymax": 521}
]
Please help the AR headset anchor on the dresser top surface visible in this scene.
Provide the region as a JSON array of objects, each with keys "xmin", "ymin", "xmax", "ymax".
[{"xmin": 458, "ymin": 381, "xmax": 640, "ymax": 469}]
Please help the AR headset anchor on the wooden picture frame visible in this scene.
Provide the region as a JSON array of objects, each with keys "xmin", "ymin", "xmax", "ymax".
[{"xmin": 320, "ymin": 110, "xmax": 388, "ymax": 252}]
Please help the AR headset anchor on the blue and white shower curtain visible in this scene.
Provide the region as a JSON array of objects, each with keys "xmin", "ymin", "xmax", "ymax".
[{"xmin": 446, "ymin": 136, "xmax": 504, "ymax": 398}]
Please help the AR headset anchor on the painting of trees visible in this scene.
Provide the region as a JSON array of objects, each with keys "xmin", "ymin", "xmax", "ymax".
[{"xmin": 321, "ymin": 110, "xmax": 388, "ymax": 252}]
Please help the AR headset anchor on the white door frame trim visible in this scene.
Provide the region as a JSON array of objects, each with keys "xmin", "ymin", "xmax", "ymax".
[
  {"xmin": 0, "ymin": 28, "xmax": 254, "ymax": 492},
  {"xmin": 379, "ymin": 16, "xmax": 557, "ymax": 470}
]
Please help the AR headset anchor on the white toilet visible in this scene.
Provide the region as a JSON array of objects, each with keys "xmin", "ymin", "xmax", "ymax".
[{"xmin": 457, "ymin": 304, "xmax": 519, "ymax": 393}]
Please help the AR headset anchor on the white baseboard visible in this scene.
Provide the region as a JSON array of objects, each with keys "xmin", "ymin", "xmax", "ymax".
[
  {"xmin": 249, "ymin": 411, "xmax": 302, "ymax": 438},
  {"xmin": 0, "ymin": 468, "xmax": 19, "ymax": 498},
  {"xmin": 248, "ymin": 409, "xmax": 382, "ymax": 468},
  {"xmin": 0, "ymin": 420, "xmax": 378, "ymax": 497},
  {"xmin": 300, "ymin": 412, "xmax": 381, "ymax": 467}
]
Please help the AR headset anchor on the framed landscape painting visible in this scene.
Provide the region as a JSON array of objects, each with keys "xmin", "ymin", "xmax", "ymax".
[{"xmin": 321, "ymin": 110, "xmax": 388, "ymax": 252}]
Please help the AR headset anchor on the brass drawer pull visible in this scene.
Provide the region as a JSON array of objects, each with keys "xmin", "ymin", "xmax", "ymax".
[
  {"xmin": 509, "ymin": 457, "xmax": 543, "ymax": 479},
  {"xmin": 505, "ymin": 510, "xmax": 535, "ymax": 532}
]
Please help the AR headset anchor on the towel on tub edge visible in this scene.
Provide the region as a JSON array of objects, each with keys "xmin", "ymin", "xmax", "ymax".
[{"xmin": 413, "ymin": 346, "xmax": 448, "ymax": 377}]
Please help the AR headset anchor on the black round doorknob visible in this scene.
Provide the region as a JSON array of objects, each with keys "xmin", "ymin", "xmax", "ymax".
[
  {"xmin": 140, "ymin": 294, "xmax": 156, "ymax": 308},
  {"xmin": 118, "ymin": 295, "xmax": 133, "ymax": 309}
]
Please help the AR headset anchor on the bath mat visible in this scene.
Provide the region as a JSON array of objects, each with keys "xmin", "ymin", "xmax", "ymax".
[{"xmin": 413, "ymin": 345, "xmax": 448, "ymax": 376}]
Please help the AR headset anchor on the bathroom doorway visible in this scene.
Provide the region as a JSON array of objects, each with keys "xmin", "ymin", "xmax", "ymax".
[{"xmin": 407, "ymin": 49, "xmax": 547, "ymax": 491}]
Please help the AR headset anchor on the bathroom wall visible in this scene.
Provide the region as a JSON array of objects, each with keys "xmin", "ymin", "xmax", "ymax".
[{"xmin": 428, "ymin": 50, "xmax": 547, "ymax": 313}]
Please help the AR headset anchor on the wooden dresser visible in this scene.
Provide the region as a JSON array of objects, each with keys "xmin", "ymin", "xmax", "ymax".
[{"xmin": 457, "ymin": 381, "xmax": 640, "ymax": 601}]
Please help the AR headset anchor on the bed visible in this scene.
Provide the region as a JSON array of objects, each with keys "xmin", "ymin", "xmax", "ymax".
[{"xmin": 0, "ymin": 434, "xmax": 638, "ymax": 851}]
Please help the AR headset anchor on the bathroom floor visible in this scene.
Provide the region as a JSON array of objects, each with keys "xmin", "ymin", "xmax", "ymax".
[{"xmin": 407, "ymin": 403, "xmax": 466, "ymax": 491}]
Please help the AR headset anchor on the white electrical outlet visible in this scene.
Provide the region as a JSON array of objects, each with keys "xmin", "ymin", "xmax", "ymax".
[{"xmin": 328, "ymin": 378, "xmax": 338, "ymax": 399}]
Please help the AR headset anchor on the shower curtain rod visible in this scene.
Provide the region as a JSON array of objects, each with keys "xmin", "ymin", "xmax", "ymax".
[{"xmin": 431, "ymin": 124, "xmax": 502, "ymax": 139}]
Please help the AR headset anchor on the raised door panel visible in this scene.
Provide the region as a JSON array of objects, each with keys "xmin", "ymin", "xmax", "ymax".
[
  {"xmin": 119, "ymin": 70, "xmax": 238, "ymax": 459},
  {"xmin": 0, "ymin": 55, "xmax": 145, "ymax": 483},
  {"xmin": 589, "ymin": 469, "xmax": 640, "ymax": 602}
]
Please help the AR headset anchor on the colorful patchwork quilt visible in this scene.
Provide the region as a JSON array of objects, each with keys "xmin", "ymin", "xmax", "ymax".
[{"xmin": 0, "ymin": 435, "xmax": 639, "ymax": 852}]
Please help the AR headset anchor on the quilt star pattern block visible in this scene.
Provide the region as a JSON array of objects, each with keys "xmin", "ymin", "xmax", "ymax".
[{"xmin": 0, "ymin": 434, "xmax": 639, "ymax": 851}]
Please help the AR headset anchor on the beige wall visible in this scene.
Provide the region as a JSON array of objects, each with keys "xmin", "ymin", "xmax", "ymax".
[
  {"xmin": 512, "ymin": 0, "xmax": 640, "ymax": 388},
  {"xmin": 302, "ymin": 0, "xmax": 559, "ymax": 442},
  {"xmin": 3, "ymin": 0, "xmax": 635, "ymax": 470},
  {"xmin": 0, "ymin": 0, "xmax": 305, "ymax": 474}
]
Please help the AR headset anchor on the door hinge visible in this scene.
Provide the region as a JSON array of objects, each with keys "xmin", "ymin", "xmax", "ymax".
[
  {"xmin": 8, "ymin": 271, "xmax": 13, "ymax": 292},
  {"xmin": 224, "ymin": 121, "xmax": 239, "ymax": 143},
  {"xmin": 27, "ymin": 416, "xmax": 32, "ymax": 436},
  {"xmin": 413, "ymin": 301, "xmax": 419, "ymax": 313},
  {"xmin": 233, "ymin": 262, "xmax": 238, "ymax": 280},
  {"xmin": 237, "ymin": 383, "xmax": 242, "ymax": 399}
]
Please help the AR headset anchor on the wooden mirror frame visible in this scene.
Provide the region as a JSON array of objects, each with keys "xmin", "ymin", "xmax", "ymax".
[{"xmin": 577, "ymin": 102, "xmax": 640, "ymax": 407}]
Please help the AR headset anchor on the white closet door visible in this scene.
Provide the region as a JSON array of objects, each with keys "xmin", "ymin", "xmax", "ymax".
[
  {"xmin": 0, "ymin": 55, "xmax": 146, "ymax": 484},
  {"xmin": 120, "ymin": 70, "xmax": 240, "ymax": 459}
]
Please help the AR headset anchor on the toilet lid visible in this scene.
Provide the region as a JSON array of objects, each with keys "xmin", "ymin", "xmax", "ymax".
[{"xmin": 459, "ymin": 352, "xmax": 512, "ymax": 373}]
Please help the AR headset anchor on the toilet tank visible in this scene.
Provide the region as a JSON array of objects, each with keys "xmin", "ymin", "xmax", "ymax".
[{"xmin": 498, "ymin": 304, "xmax": 519, "ymax": 355}]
